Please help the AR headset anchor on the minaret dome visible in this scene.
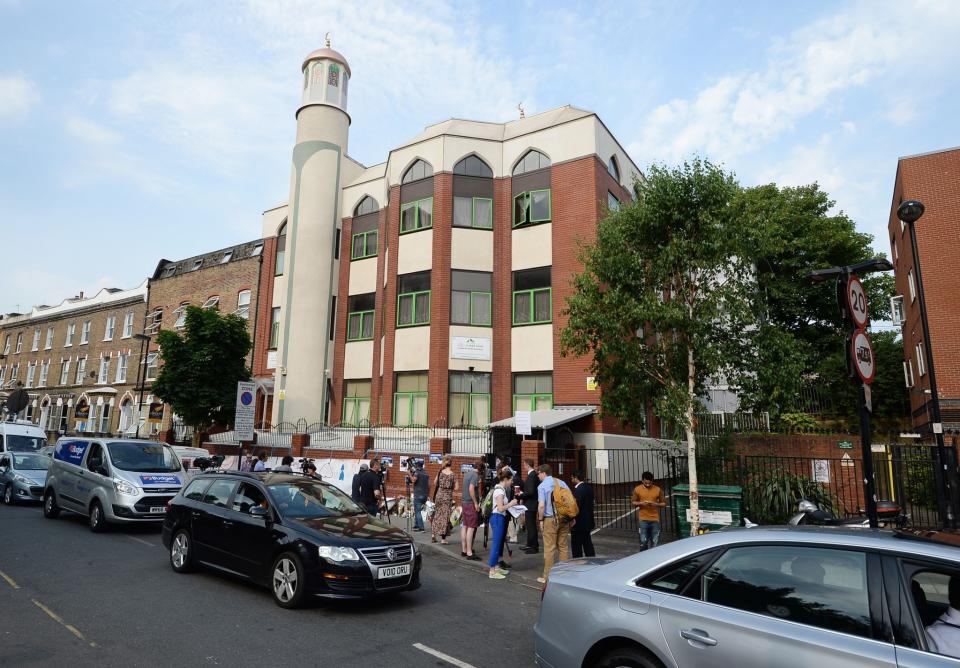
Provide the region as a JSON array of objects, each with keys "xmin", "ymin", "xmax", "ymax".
[{"xmin": 301, "ymin": 35, "xmax": 351, "ymax": 112}]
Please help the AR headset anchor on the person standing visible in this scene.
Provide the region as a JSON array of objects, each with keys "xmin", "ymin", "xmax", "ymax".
[
  {"xmin": 519, "ymin": 459, "xmax": 540, "ymax": 554},
  {"xmin": 431, "ymin": 455, "xmax": 457, "ymax": 544},
  {"xmin": 632, "ymin": 471, "xmax": 666, "ymax": 550},
  {"xmin": 356, "ymin": 463, "xmax": 381, "ymax": 516},
  {"xmin": 253, "ymin": 451, "xmax": 268, "ymax": 472},
  {"xmin": 352, "ymin": 463, "xmax": 367, "ymax": 504},
  {"xmin": 487, "ymin": 468, "xmax": 519, "ymax": 580},
  {"xmin": 460, "ymin": 462, "xmax": 481, "ymax": 559},
  {"xmin": 570, "ymin": 470, "xmax": 596, "ymax": 558},
  {"xmin": 536, "ymin": 464, "xmax": 572, "ymax": 584},
  {"xmin": 408, "ymin": 462, "xmax": 429, "ymax": 532},
  {"xmin": 273, "ymin": 455, "xmax": 294, "ymax": 473}
]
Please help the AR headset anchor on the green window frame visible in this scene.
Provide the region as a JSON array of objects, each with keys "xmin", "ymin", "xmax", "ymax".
[
  {"xmin": 351, "ymin": 230, "xmax": 378, "ymax": 259},
  {"xmin": 397, "ymin": 290, "xmax": 431, "ymax": 327},
  {"xmin": 454, "ymin": 196, "xmax": 493, "ymax": 229},
  {"xmin": 512, "ymin": 287, "xmax": 552, "ymax": 325},
  {"xmin": 512, "ymin": 394, "xmax": 553, "ymax": 412},
  {"xmin": 393, "ymin": 392, "xmax": 428, "ymax": 425},
  {"xmin": 342, "ymin": 380, "xmax": 371, "ymax": 425},
  {"xmin": 452, "ymin": 290, "xmax": 491, "ymax": 326},
  {"xmin": 347, "ymin": 310, "xmax": 375, "ymax": 341},
  {"xmin": 400, "ymin": 197, "xmax": 433, "ymax": 234},
  {"xmin": 513, "ymin": 189, "xmax": 552, "ymax": 227}
]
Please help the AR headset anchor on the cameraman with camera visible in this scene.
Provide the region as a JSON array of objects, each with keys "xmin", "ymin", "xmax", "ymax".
[{"xmin": 407, "ymin": 460, "xmax": 429, "ymax": 532}]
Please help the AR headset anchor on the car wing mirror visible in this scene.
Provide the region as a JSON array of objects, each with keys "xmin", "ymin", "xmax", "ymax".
[{"xmin": 250, "ymin": 506, "xmax": 271, "ymax": 522}]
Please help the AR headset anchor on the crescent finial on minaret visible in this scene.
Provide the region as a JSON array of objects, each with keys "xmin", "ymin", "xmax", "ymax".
[
  {"xmin": 325, "ymin": 32, "xmax": 331, "ymax": 48},
  {"xmin": 518, "ymin": 103, "xmax": 525, "ymax": 119}
]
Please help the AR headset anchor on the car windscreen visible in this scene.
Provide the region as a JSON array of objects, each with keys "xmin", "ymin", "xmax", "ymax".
[
  {"xmin": 5, "ymin": 435, "xmax": 46, "ymax": 452},
  {"xmin": 106, "ymin": 442, "xmax": 181, "ymax": 472},
  {"xmin": 267, "ymin": 480, "xmax": 364, "ymax": 519},
  {"xmin": 12, "ymin": 453, "xmax": 49, "ymax": 470}
]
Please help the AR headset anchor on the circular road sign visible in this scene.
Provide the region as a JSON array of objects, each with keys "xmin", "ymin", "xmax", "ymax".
[
  {"xmin": 846, "ymin": 275, "xmax": 869, "ymax": 329},
  {"xmin": 850, "ymin": 329, "xmax": 876, "ymax": 384},
  {"xmin": 240, "ymin": 390, "xmax": 254, "ymax": 406}
]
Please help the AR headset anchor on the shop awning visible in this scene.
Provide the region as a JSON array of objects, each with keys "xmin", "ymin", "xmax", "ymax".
[{"xmin": 488, "ymin": 405, "xmax": 596, "ymax": 431}]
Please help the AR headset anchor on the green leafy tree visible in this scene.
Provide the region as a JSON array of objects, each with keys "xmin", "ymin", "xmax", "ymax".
[
  {"xmin": 562, "ymin": 159, "xmax": 755, "ymax": 534},
  {"xmin": 152, "ymin": 306, "xmax": 252, "ymax": 440}
]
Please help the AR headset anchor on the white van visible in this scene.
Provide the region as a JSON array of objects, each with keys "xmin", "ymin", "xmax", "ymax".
[{"xmin": 0, "ymin": 420, "xmax": 48, "ymax": 454}]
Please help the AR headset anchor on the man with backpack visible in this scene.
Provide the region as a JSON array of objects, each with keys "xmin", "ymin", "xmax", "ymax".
[{"xmin": 536, "ymin": 464, "xmax": 577, "ymax": 584}]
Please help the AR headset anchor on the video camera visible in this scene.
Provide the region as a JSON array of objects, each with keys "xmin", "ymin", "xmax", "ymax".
[{"xmin": 298, "ymin": 457, "xmax": 316, "ymax": 475}]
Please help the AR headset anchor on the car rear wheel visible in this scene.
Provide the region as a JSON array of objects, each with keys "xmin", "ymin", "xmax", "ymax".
[
  {"xmin": 88, "ymin": 500, "xmax": 107, "ymax": 533},
  {"xmin": 271, "ymin": 552, "xmax": 305, "ymax": 609},
  {"xmin": 3, "ymin": 484, "xmax": 14, "ymax": 505},
  {"xmin": 43, "ymin": 491, "xmax": 60, "ymax": 518},
  {"xmin": 170, "ymin": 529, "xmax": 195, "ymax": 573},
  {"xmin": 595, "ymin": 646, "xmax": 664, "ymax": 668}
]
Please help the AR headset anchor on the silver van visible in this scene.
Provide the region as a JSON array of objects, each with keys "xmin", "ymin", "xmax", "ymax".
[{"xmin": 43, "ymin": 437, "xmax": 184, "ymax": 532}]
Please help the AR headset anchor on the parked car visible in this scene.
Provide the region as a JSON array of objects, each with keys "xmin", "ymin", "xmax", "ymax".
[
  {"xmin": 161, "ymin": 471, "xmax": 421, "ymax": 608},
  {"xmin": 0, "ymin": 420, "xmax": 47, "ymax": 454},
  {"xmin": 535, "ymin": 526, "xmax": 960, "ymax": 667},
  {"xmin": 43, "ymin": 437, "xmax": 184, "ymax": 531},
  {"xmin": 0, "ymin": 451, "xmax": 49, "ymax": 504}
]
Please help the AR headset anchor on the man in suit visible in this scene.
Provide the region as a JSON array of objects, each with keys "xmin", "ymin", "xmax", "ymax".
[
  {"xmin": 570, "ymin": 470, "xmax": 596, "ymax": 557},
  {"xmin": 519, "ymin": 458, "xmax": 540, "ymax": 554}
]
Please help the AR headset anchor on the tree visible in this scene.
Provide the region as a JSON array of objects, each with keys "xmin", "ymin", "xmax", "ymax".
[
  {"xmin": 561, "ymin": 159, "xmax": 755, "ymax": 535},
  {"xmin": 151, "ymin": 306, "xmax": 252, "ymax": 440}
]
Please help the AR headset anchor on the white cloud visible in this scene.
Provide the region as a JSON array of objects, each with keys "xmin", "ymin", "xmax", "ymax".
[
  {"xmin": 0, "ymin": 73, "xmax": 40, "ymax": 120},
  {"xmin": 65, "ymin": 117, "xmax": 121, "ymax": 145}
]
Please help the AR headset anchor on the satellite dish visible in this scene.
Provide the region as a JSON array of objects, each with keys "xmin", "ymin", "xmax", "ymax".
[{"xmin": 5, "ymin": 389, "xmax": 29, "ymax": 414}]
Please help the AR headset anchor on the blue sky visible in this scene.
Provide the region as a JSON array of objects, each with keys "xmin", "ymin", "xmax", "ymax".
[{"xmin": 1, "ymin": 0, "xmax": 958, "ymax": 313}]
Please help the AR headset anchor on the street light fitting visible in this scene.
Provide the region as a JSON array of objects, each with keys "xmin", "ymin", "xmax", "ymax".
[
  {"xmin": 133, "ymin": 333, "xmax": 151, "ymax": 342},
  {"xmin": 806, "ymin": 257, "xmax": 893, "ymax": 283},
  {"xmin": 897, "ymin": 199, "xmax": 925, "ymax": 224}
]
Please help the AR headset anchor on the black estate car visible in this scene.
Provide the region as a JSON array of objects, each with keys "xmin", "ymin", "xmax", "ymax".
[{"xmin": 161, "ymin": 471, "xmax": 421, "ymax": 607}]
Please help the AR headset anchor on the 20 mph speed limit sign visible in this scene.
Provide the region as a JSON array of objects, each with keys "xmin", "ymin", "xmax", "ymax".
[
  {"xmin": 851, "ymin": 329, "xmax": 876, "ymax": 384},
  {"xmin": 846, "ymin": 275, "xmax": 869, "ymax": 329}
]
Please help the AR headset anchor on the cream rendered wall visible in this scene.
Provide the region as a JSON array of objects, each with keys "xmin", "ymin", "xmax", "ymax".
[
  {"xmin": 343, "ymin": 340, "xmax": 374, "ymax": 379},
  {"xmin": 451, "ymin": 229, "xmax": 493, "ymax": 271},
  {"xmin": 448, "ymin": 325, "xmax": 493, "ymax": 372},
  {"xmin": 503, "ymin": 117, "xmax": 596, "ymax": 174},
  {"xmin": 348, "ymin": 259, "xmax": 377, "ymax": 295},
  {"xmin": 388, "ymin": 137, "xmax": 445, "ymax": 185},
  {"xmin": 393, "ymin": 327, "xmax": 430, "ymax": 371},
  {"xmin": 341, "ymin": 172, "xmax": 388, "ymax": 216},
  {"xmin": 511, "ymin": 324, "xmax": 553, "ymax": 372},
  {"xmin": 512, "ymin": 224, "xmax": 552, "ymax": 270},
  {"xmin": 594, "ymin": 119, "xmax": 641, "ymax": 187},
  {"xmin": 440, "ymin": 136, "xmax": 503, "ymax": 177},
  {"xmin": 261, "ymin": 204, "xmax": 288, "ymax": 239},
  {"xmin": 397, "ymin": 231, "xmax": 433, "ymax": 275}
]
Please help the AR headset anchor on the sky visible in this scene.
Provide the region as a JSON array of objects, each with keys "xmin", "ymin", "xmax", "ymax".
[{"xmin": 1, "ymin": 0, "xmax": 958, "ymax": 314}]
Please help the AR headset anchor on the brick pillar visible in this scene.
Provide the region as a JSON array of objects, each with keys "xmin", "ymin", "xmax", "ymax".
[
  {"xmin": 354, "ymin": 434, "xmax": 373, "ymax": 458},
  {"xmin": 521, "ymin": 439, "xmax": 545, "ymax": 467},
  {"xmin": 430, "ymin": 437, "xmax": 451, "ymax": 456},
  {"xmin": 291, "ymin": 433, "xmax": 310, "ymax": 457}
]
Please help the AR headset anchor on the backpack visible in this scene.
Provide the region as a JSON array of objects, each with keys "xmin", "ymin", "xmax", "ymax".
[
  {"xmin": 552, "ymin": 482, "xmax": 579, "ymax": 521},
  {"xmin": 481, "ymin": 487, "xmax": 496, "ymax": 519}
]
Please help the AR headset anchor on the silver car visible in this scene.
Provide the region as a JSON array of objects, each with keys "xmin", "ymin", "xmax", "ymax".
[
  {"xmin": 0, "ymin": 451, "xmax": 49, "ymax": 504},
  {"xmin": 535, "ymin": 526, "xmax": 960, "ymax": 667}
]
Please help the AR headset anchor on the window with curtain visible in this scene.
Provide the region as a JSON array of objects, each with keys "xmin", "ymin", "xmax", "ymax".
[
  {"xmin": 513, "ymin": 373, "xmax": 553, "ymax": 411},
  {"xmin": 347, "ymin": 293, "xmax": 376, "ymax": 341},
  {"xmin": 397, "ymin": 272, "xmax": 431, "ymax": 327},
  {"xmin": 451, "ymin": 271, "xmax": 492, "ymax": 326},
  {"xmin": 342, "ymin": 380, "xmax": 371, "ymax": 425},
  {"xmin": 513, "ymin": 267, "xmax": 551, "ymax": 325},
  {"xmin": 448, "ymin": 372, "xmax": 491, "ymax": 426},
  {"xmin": 394, "ymin": 372, "xmax": 428, "ymax": 425}
]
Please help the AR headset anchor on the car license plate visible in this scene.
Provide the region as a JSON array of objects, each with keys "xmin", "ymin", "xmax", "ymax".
[
  {"xmin": 149, "ymin": 506, "xmax": 167, "ymax": 514},
  {"xmin": 377, "ymin": 564, "xmax": 410, "ymax": 579}
]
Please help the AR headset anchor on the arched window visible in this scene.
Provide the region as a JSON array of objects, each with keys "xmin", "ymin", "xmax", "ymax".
[
  {"xmin": 401, "ymin": 159, "xmax": 433, "ymax": 184},
  {"xmin": 453, "ymin": 155, "xmax": 493, "ymax": 178},
  {"xmin": 275, "ymin": 221, "xmax": 287, "ymax": 277},
  {"xmin": 354, "ymin": 196, "xmax": 379, "ymax": 216},
  {"xmin": 512, "ymin": 150, "xmax": 550, "ymax": 176},
  {"xmin": 607, "ymin": 155, "xmax": 620, "ymax": 181}
]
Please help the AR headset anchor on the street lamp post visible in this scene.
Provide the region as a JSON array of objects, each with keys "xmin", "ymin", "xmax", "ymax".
[
  {"xmin": 133, "ymin": 333, "xmax": 151, "ymax": 438},
  {"xmin": 898, "ymin": 199, "xmax": 953, "ymax": 529}
]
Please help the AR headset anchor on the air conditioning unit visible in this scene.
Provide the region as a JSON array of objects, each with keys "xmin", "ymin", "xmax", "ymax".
[{"xmin": 890, "ymin": 295, "xmax": 905, "ymax": 327}]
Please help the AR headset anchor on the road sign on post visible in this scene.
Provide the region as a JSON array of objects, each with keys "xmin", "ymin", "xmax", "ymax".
[
  {"xmin": 846, "ymin": 275, "xmax": 869, "ymax": 329},
  {"xmin": 235, "ymin": 381, "xmax": 256, "ymax": 442},
  {"xmin": 850, "ymin": 329, "xmax": 876, "ymax": 385}
]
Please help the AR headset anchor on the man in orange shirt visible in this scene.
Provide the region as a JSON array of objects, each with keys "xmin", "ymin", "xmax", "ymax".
[{"xmin": 632, "ymin": 471, "xmax": 665, "ymax": 550}]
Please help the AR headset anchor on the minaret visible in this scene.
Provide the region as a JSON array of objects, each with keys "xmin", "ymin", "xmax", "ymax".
[{"xmin": 275, "ymin": 36, "xmax": 351, "ymax": 422}]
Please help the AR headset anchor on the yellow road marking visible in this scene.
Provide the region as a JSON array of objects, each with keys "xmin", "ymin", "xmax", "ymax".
[
  {"xmin": 0, "ymin": 570, "xmax": 20, "ymax": 589},
  {"xmin": 31, "ymin": 599, "xmax": 97, "ymax": 648}
]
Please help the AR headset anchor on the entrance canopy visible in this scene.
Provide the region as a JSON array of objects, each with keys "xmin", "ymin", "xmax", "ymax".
[{"xmin": 488, "ymin": 405, "xmax": 596, "ymax": 431}]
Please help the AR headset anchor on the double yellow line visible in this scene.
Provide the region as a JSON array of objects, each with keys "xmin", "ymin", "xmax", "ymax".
[{"xmin": 0, "ymin": 568, "xmax": 97, "ymax": 648}]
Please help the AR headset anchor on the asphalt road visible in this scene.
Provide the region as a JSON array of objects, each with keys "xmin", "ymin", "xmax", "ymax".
[{"xmin": 0, "ymin": 502, "xmax": 541, "ymax": 667}]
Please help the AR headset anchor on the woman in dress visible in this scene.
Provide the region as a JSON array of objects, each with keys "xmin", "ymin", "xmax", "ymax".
[{"xmin": 431, "ymin": 455, "xmax": 457, "ymax": 544}]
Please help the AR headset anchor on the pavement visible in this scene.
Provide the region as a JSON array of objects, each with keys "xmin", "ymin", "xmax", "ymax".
[{"xmin": 385, "ymin": 513, "xmax": 643, "ymax": 585}]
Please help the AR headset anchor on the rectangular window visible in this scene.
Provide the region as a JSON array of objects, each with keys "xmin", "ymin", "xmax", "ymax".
[
  {"xmin": 394, "ymin": 372, "xmax": 428, "ymax": 426},
  {"xmin": 25, "ymin": 362, "xmax": 36, "ymax": 388},
  {"xmin": 98, "ymin": 356, "xmax": 111, "ymax": 384},
  {"xmin": 15, "ymin": 332, "xmax": 22, "ymax": 354},
  {"xmin": 917, "ymin": 342, "xmax": 926, "ymax": 377},
  {"xmin": 904, "ymin": 360, "xmax": 914, "ymax": 388},
  {"xmin": 80, "ymin": 320, "xmax": 91, "ymax": 344},
  {"xmin": 145, "ymin": 352, "xmax": 159, "ymax": 381},
  {"xmin": 0, "ymin": 366, "xmax": 5, "ymax": 384},
  {"xmin": 347, "ymin": 293, "xmax": 376, "ymax": 341},
  {"xmin": 75, "ymin": 357, "xmax": 87, "ymax": 385},
  {"xmin": 335, "ymin": 228, "xmax": 340, "ymax": 260},
  {"xmin": 513, "ymin": 189, "xmax": 552, "ymax": 227},
  {"xmin": 608, "ymin": 191, "xmax": 620, "ymax": 211},
  {"xmin": 513, "ymin": 373, "xmax": 553, "ymax": 412},
  {"xmin": 269, "ymin": 307, "xmax": 281, "ymax": 348},
  {"xmin": 513, "ymin": 267, "xmax": 552, "ymax": 325},
  {"xmin": 60, "ymin": 359, "xmax": 71, "ymax": 386},
  {"xmin": 342, "ymin": 380, "xmax": 371, "ymax": 425},
  {"xmin": 220, "ymin": 251, "xmax": 232, "ymax": 264},
  {"xmin": 891, "ymin": 236, "xmax": 898, "ymax": 263},
  {"xmin": 144, "ymin": 309, "xmax": 162, "ymax": 335},
  {"xmin": 65, "ymin": 324, "xmax": 75, "ymax": 346},
  {"xmin": 451, "ymin": 270, "xmax": 492, "ymax": 326},
  {"xmin": 201, "ymin": 296, "xmax": 220, "ymax": 310},
  {"xmin": 98, "ymin": 403, "xmax": 111, "ymax": 433},
  {"xmin": 908, "ymin": 269, "xmax": 916, "ymax": 302},
  {"xmin": 275, "ymin": 234, "xmax": 286, "ymax": 276},
  {"xmin": 2, "ymin": 334, "xmax": 9, "ymax": 354},
  {"xmin": 329, "ymin": 296, "xmax": 337, "ymax": 341},
  {"xmin": 448, "ymin": 372, "xmax": 491, "ymax": 426},
  {"xmin": 174, "ymin": 303, "xmax": 189, "ymax": 329},
  {"xmin": 400, "ymin": 197, "xmax": 433, "ymax": 234},
  {"xmin": 39, "ymin": 360, "xmax": 49, "ymax": 387},
  {"xmin": 31, "ymin": 327, "xmax": 40, "ymax": 351},
  {"xmin": 116, "ymin": 354, "xmax": 129, "ymax": 384},
  {"xmin": 397, "ymin": 271, "xmax": 431, "ymax": 327},
  {"xmin": 351, "ymin": 230, "xmax": 378, "ymax": 259},
  {"xmin": 453, "ymin": 196, "xmax": 493, "ymax": 229},
  {"xmin": 236, "ymin": 290, "xmax": 251, "ymax": 320},
  {"xmin": 104, "ymin": 315, "xmax": 116, "ymax": 341},
  {"xmin": 45, "ymin": 326, "xmax": 55, "ymax": 349}
]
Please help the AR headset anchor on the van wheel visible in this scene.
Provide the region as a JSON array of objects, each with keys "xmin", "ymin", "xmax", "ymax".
[
  {"xmin": 271, "ymin": 552, "xmax": 305, "ymax": 609},
  {"xmin": 3, "ymin": 484, "xmax": 14, "ymax": 505},
  {"xmin": 43, "ymin": 491, "xmax": 60, "ymax": 518},
  {"xmin": 88, "ymin": 500, "xmax": 108, "ymax": 533},
  {"xmin": 170, "ymin": 529, "xmax": 195, "ymax": 573}
]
